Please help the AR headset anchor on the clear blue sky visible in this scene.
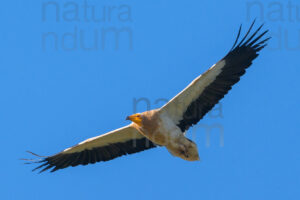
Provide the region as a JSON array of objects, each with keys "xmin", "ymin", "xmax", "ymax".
[{"xmin": 1, "ymin": 0, "xmax": 299, "ymax": 199}]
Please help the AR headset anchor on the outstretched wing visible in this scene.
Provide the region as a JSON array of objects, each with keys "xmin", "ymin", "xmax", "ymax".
[
  {"xmin": 25, "ymin": 125, "xmax": 156, "ymax": 173},
  {"xmin": 160, "ymin": 20, "xmax": 270, "ymax": 132}
]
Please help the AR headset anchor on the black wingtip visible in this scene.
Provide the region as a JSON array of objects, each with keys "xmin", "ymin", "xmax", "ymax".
[
  {"xmin": 230, "ymin": 19, "xmax": 270, "ymax": 53},
  {"xmin": 230, "ymin": 24, "xmax": 242, "ymax": 51},
  {"xmin": 21, "ymin": 151, "xmax": 45, "ymax": 164},
  {"xmin": 236, "ymin": 19, "xmax": 256, "ymax": 48},
  {"xmin": 26, "ymin": 150, "xmax": 47, "ymax": 158},
  {"xmin": 22, "ymin": 151, "xmax": 52, "ymax": 173}
]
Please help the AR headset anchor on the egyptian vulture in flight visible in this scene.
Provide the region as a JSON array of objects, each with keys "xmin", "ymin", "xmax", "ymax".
[{"xmin": 24, "ymin": 21, "xmax": 270, "ymax": 173}]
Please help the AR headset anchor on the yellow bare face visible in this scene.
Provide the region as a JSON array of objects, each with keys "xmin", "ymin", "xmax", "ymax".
[{"xmin": 126, "ymin": 113, "xmax": 143, "ymax": 126}]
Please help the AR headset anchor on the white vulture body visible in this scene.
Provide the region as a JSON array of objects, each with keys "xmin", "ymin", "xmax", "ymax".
[{"xmin": 24, "ymin": 20, "xmax": 270, "ymax": 173}]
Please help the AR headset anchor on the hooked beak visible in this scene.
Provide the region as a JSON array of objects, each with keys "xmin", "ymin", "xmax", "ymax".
[{"xmin": 126, "ymin": 114, "xmax": 142, "ymax": 126}]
